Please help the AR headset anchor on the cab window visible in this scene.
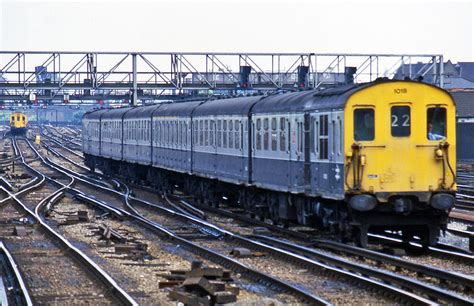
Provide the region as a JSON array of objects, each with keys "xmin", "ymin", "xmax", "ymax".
[
  {"xmin": 391, "ymin": 106, "xmax": 410, "ymax": 137},
  {"xmin": 354, "ymin": 109, "xmax": 374, "ymax": 141},
  {"xmin": 427, "ymin": 107, "xmax": 446, "ymax": 140}
]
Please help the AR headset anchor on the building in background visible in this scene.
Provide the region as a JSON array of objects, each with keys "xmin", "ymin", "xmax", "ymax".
[
  {"xmin": 452, "ymin": 89, "xmax": 474, "ymax": 162},
  {"xmin": 394, "ymin": 61, "xmax": 474, "ymax": 89},
  {"xmin": 395, "ymin": 61, "xmax": 474, "ymax": 162}
]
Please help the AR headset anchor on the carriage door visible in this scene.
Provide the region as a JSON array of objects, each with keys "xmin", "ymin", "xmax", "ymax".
[
  {"xmin": 303, "ymin": 113, "xmax": 311, "ymax": 192},
  {"xmin": 288, "ymin": 116, "xmax": 295, "ymax": 189},
  {"xmin": 290, "ymin": 114, "xmax": 305, "ymax": 189},
  {"xmin": 329, "ymin": 112, "xmax": 343, "ymax": 194}
]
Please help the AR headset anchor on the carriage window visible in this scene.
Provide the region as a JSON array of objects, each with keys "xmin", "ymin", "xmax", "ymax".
[
  {"xmin": 193, "ymin": 121, "xmax": 197, "ymax": 144},
  {"xmin": 175, "ymin": 121, "xmax": 178, "ymax": 145},
  {"xmin": 174, "ymin": 121, "xmax": 178, "ymax": 145},
  {"xmin": 319, "ymin": 114, "xmax": 329, "ymax": 160},
  {"xmin": 297, "ymin": 121, "xmax": 303, "ymax": 153},
  {"xmin": 210, "ymin": 120, "xmax": 214, "ymax": 147},
  {"xmin": 263, "ymin": 118, "xmax": 269, "ymax": 150},
  {"xmin": 156, "ymin": 122, "xmax": 159, "ymax": 143},
  {"xmin": 271, "ymin": 118, "xmax": 277, "ymax": 151},
  {"xmin": 170, "ymin": 121, "xmax": 173, "ymax": 145},
  {"xmin": 146, "ymin": 121, "xmax": 149, "ymax": 141},
  {"xmin": 354, "ymin": 109, "xmax": 374, "ymax": 141},
  {"xmin": 169, "ymin": 121, "xmax": 172, "ymax": 145},
  {"xmin": 310, "ymin": 117, "xmax": 316, "ymax": 154},
  {"xmin": 229, "ymin": 120, "xmax": 234, "ymax": 149},
  {"xmin": 427, "ymin": 107, "xmax": 447, "ymax": 140},
  {"xmin": 170, "ymin": 121, "xmax": 174, "ymax": 145},
  {"xmin": 223, "ymin": 120, "xmax": 228, "ymax": 148},
  {"xmin": 391, "ymin": 106, "xmax": 410, "ymax": 137},
  {"xmin": 235, "ymin": 120, "xmax": 240, "ymax": 149},
  {"xmin": 198, "ymin": 120, "xmax": 203, "ymax": 146},
  {"xmin": 279, "ymin": 118, "xmax": 286, "ymax": 152},
  {"xmin": 144, "ymin": 121, "xmax": 146, "ymax": 141},
  {"xmin": 332, "ymin": 120, "xmax": 336, "ymax": 154},
  {"xmin": 204, "ymin": 120, "xmax": 209, "ymax": 146},
  {"xmin": 163, "ymin": 122, "xmax": 167, "ymax": 144},
  {"xmin": 256, "ymin": 119, "xmax": 262, "ymax": 150},
  {"xmin": 156, "ymin": 121, "xmax": 160, "ymax": 143},
  {"xmin": 164, "ymin": 122, "xmax": 167, "ymax": 144},
  {"xmin": 184, "ymin": 122, "xmax": 188, "ymax": 147},
  {"xmin": 217, "ymin": 120, "xmax": 222, "ymax": 148},
  {"xmin": 338, "ymin": 117, "xmax": 342, "ymax": 155}
]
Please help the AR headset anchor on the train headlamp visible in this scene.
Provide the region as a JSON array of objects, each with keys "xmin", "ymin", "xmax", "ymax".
[
  {"xmin": 435, "ymin": 149, "xmax": 444, "ymax": 159},
  {"xmin": 349, "ymin": 195, "xmax": 377, "ymax": 211},
  {"xmin": 430, "ymin": 193, "xmax": 455, "ymax": 210}
]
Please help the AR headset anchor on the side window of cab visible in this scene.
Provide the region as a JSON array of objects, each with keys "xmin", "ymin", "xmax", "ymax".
[
  {"xmin": 354, "ymin": 109, "xmax": 374, "ymax": 141},
  {"xmin": 427, "ymin": 107, "xmax": 446, "ymax": 141}
]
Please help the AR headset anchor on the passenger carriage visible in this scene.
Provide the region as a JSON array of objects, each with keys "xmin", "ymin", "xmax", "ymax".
[{"xmin": 83, "ymin": 79, "xmax": 456, "ymax": 247}]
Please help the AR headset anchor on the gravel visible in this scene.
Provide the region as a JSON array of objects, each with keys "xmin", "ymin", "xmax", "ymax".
[{"xmin": 47, "ymin": 196, "xmax": 295, "ymax": 304}]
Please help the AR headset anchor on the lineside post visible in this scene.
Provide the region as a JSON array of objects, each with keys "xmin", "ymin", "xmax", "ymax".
[{"xmin": 132, "ymin": 53, "xmax": 138, "ymax": 106}]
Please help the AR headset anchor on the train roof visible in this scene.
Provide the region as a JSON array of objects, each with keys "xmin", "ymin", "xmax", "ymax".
[
  {"xmin": 83, "ymin": 108, "xmax": 109, "ymax": 120},
  {"xmin": 82, "ymin": 80, "xmax": 451, "ymax": 120},
  {"xmin": 194, "ymin": 96, "xmax": 264, "ymax": 116},
  {"xmin": 153, "ymin": 101, "xmax": 203, "ymax": 117},
  {"xmin": 124, "ymin": 105, "xmax": 160, "ymax": 119},
  {"xmin": 251, "ymin": 84, "xmax": 366, "ymax": 114},
  {"xmin": 251, "ymin": 79, "xmax": 450, "ymax": 114},
  {"xmin": 101, "ymin": 107, "xmax": 133, "ymax": 119}
]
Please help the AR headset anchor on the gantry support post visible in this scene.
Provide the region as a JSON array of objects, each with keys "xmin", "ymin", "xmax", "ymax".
[{"xmin": 132, "ymin": 53, "xmax": 138, "ymax": 106}]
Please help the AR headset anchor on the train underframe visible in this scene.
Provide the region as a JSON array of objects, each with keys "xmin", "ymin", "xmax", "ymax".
[
  {"xmin": 85, "ymin": 154, "xmax": 450, "ymax": 248},
  {"xmin": 9, "ymin": 127, "xmax": 27, "ymax": 136}
]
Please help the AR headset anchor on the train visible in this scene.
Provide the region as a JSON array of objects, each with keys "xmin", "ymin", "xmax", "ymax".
[
  {"xmin": 83, "ymin": 79, "xmax": 457, "ymax": 247},
  {"xmin": 9, "ymin": 112, "xmax": 28, "ymax": 135}
]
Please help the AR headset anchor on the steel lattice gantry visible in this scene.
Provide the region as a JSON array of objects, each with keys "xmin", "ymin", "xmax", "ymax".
[{"xmin": 0, "ymin": 51, "xmax": 444, "ymax": 105}]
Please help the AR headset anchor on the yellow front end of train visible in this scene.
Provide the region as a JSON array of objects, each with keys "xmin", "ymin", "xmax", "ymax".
[
  {"xmin": 343, "ymin": 81, "xmax": 456, "ymax": 245},
  {"xmin": 10, "ymin": 112, "xmax": 28, "ymax": 135}
]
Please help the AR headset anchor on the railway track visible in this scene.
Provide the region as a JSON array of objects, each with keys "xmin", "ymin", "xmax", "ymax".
[
  {"xmin": 40, "ymin": 125, "xmax": 82, "ymax": 152},
  {"xmin": 34, "ymin": 131, "xmax": 474, "ymax": 305},
  {"xmin": 166, "ymin": 194, "xmax": 474, "ymax": 297},
  {"xmin": 0, "ymin": 137, "xmax": 137, "ymax": 305},
  {"xmin": 161, "ymin": 192, "xmax": 474, "ymax": 263},
  {"xmin": 20, "ymin": 132, "xmax": 331, "ymax": 304},
  {"xmin": 0, "ymin": 241, "xmax": 32, "ymax": 305},
  {"xmin": 451, "ymin": 167, "xmax": 474, "ymax": 214}
]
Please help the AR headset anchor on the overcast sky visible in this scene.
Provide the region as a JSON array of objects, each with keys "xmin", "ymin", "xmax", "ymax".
[{"xmin": 0, "ymin": 0, "xmax": 473, "ymax": 62}]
